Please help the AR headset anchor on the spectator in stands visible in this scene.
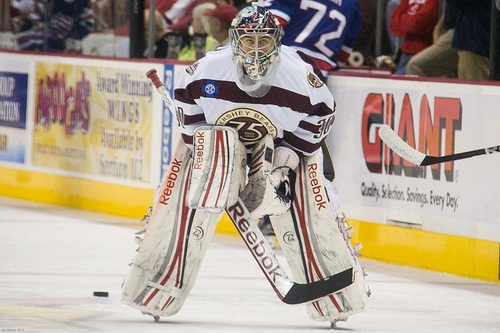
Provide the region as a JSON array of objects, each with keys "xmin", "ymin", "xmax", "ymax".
[
  {"xmin": 150, "ymin": 0, "xmax": 246, "ymax": 26},
  {"xmin": 10, "ymin": 0, "xmax": 94, "ymax": 53},
  {"xmin": 202, "ymin": 3, "xmax": 238, "ymax": 48},
  {"xmin": 177, "ymin": 2, "xmax": 218, "ymax": 60},
  {"xmin": 122, "ymin": 0, "xmax": 240, "ymax": 59},
  {"xmin": 10, "ymin": 0, "xmax": 43, "ymax": 51},
  {"xmin": 258, "ymin": 0, "xmax": 362, "ymax": 77},
  {"xmin": 406, "ymin": 0, "xmax": 491, "ymax": 80},
  {"xmin": 389, "ymin": 0, "xmax": 439, "ymax": 75},
  {"xmin": 146, "ymin": 0, "xmax": 176, "ymax": 23},
  {"xmin": 175, "ymin": 1, "xmax": 238, "ymax": 60},
  {"xmin": 148, "ymin": 0, "xmax": 231, "ymax": 60},
  {"xmin": 160, "ymin": 0, "xmax": 218, "ymax": 37},
  {"xmin": 143, "ymin": 9, "xmax": 180, "ymax": 58},
  {"xmin": 447, "ymin": 0, "xmax": 491, "ymax": 80},
  {"xmin": 405, "ymin": 1, "xmax": 459, "ymax": 78},
  {"xmin": 171, "ymin": 2, "xmax": 237, "ymax": 61}
]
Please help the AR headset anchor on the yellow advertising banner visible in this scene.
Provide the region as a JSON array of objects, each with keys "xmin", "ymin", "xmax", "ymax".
[{"xmin": 32, "ymin": 62, "xmax": 153, "ymax": 184}]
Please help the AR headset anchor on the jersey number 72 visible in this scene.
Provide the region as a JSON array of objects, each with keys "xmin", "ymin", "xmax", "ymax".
[{"xmin": 295, "ymin": 0, "xmax": 347, "ymax": 58}]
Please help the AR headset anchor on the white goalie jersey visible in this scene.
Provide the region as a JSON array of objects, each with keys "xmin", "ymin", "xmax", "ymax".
[{"xmin": 173, "ymin": 45, "xmax": 336, "ymax": 156}]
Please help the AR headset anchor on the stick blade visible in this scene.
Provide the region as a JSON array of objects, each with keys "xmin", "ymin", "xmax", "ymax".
[
  {"xmin": 281, "ymin": 268, "xmax": 354, "ymax": 304},
  {"xmin": 378, "ymin": 125, "xmax": 426, "ymax": 166}
]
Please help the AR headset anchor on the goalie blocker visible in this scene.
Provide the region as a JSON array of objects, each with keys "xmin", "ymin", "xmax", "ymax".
[{"xmin": 122, "ymin": 126, "xmax": 367, "ymax": 323}]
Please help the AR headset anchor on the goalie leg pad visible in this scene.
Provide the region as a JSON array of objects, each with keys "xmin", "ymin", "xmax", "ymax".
[
  {"xmin": 269, "ymin": 148, "xmax": 369, "ymax": 322},
  {"xmin": 187, "ymin": 126, "xmax": 247, "ymax": 211},
  {"xmin": 122, "ymin": 140, "xmax": 224, "ymax": 318}
]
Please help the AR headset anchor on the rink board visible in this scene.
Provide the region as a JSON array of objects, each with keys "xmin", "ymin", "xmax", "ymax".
[{"xmin": 0, "ymin": 51, "xmax": 498, "ymax": 282}]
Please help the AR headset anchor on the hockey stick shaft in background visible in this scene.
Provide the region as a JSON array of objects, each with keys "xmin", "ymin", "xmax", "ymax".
[
  {"xmin": 146, "ymin": 68, "xmax": 354, "ymax": 304},
  {"xmin": 378, "ymin": 124, "xmax": 500, "ymax": 166}
]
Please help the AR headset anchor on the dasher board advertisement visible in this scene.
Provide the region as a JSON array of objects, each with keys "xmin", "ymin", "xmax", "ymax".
[
  {"xmin": 32, "ymin": 62, "xmax": 154, "ymax": 185},
  {"xmin": 328, "ymin": 75, "xmax": 500, "ymax": 242}
]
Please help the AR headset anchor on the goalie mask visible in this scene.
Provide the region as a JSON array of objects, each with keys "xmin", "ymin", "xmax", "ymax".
[{"xmin": 229, "ymin": 5, "xmax": 283, "ymax": 98}]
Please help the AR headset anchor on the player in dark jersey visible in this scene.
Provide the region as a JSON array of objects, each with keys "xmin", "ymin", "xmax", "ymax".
[
  {"xmin": 10, "ymin": 0, "xmax": 94, "ymax": 53},
  {"xmin": 259, "ymin": 0, "xmax": 362, "ymax": 75}
]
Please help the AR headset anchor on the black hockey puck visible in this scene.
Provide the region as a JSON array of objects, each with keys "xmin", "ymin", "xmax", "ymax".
[{"xmin": 93, "ymin": 291, "xmax": 109, "ymax": 297}]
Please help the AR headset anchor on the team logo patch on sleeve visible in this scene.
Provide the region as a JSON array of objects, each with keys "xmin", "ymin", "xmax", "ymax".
[
  {"xmin": 201, "ymin": 80, "xmax": 219, "ymax": 97},
  {"xmin": 307, "ymin": 71, "xmax": 324, "ymax": 88}
]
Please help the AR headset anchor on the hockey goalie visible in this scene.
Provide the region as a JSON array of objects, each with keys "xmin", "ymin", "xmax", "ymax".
[{"xmin": 121, "ymin": 3, "xmax": 369, "ymax": 327}]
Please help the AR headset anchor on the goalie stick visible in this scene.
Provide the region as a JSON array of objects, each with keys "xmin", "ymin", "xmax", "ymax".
[
  {"xmin": 146, "ymin": 68, "xmax": 354, "ymax": 304},
  {"xmin": 226, "ymin": 198, "xmax": 354, "ymax": 304},
  {"xmin": 378, "ymin": 124, "xmax": 500, "ymax": 166},
  {"xmin": 147, "ymin": 69, "xmax": 177, "ymax": 114}
]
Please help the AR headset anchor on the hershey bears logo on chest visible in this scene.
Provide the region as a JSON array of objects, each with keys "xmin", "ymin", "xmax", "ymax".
[{"xmin": 216, "ymin": 108, "xmax": 278, "ymax": 146}]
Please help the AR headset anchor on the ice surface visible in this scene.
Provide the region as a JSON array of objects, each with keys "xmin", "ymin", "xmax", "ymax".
[{"xmin": 0, "ymin": 196, "xmax": 499, "ymax": 333}]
